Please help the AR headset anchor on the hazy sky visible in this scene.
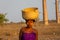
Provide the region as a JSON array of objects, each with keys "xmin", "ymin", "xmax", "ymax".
[{"xmin": 0, "ymin": 0, "xmax": 60, "ymax": 22}]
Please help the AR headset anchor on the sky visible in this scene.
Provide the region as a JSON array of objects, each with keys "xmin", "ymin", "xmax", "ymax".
[{"xmin": 0, "ymin": 0, "xmax": 60, "ymax": 22}]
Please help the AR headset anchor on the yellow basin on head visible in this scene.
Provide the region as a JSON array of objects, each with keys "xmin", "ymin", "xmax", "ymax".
[{"xmin": 22, "ymin": 7, "xmax": 39, "ymax": 20}]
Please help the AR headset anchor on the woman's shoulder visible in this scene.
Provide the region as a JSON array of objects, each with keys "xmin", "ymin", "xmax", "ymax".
[
  {"xmin": 32, "ymin": 28, "xmax": 38, "ymax": 33},
  {"xmin": 20, "ymin": 27, "xmax": 26, "ymax": 32}
]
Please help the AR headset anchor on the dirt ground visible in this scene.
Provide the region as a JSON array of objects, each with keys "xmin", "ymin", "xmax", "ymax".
[{"xmin": 0, "ymin": 22, "xmax": 60, "ymax": 40}]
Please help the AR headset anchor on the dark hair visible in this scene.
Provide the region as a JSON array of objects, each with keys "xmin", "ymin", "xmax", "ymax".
[{"xmin": 25, "ymin": 19, "xmax": 35, "ymax": 23}]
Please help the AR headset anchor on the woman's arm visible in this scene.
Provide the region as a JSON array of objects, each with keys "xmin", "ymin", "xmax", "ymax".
[
  {"xmin": 19, "ymin": 28, "xmax": 22, "ymax": 40},
  {"xmin": 36, "ymin": 30, "xmax": 38, "ymax": 40}
]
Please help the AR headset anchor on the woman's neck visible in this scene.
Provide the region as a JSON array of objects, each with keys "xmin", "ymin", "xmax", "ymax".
[{"xmin": 26, "ymin": 25, "xmax": 32, "ymax": 29}]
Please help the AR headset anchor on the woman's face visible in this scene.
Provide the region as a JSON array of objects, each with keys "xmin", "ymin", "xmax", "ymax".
[{"xmin": 26, "ymin": 20, "xmax": 34, "ymax": 27}]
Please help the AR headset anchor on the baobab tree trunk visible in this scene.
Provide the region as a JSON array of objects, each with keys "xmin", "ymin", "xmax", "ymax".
[
  {"xmin": 43, "ymin": 0, "xmax": 48, "ymax": 25},
  {"xmin": 55, "ymin": 0, "xmax": 60, "ymax": 23}
]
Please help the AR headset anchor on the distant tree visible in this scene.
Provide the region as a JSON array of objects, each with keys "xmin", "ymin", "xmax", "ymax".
[{"xmin": 0, "ymin": 13, "xmax": 8, "ymax": 24}]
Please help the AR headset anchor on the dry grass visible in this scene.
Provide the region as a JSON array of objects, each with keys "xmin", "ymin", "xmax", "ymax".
[{"xmin": 0, "ymin": 22, "xmax": 60, "ymax": 40}]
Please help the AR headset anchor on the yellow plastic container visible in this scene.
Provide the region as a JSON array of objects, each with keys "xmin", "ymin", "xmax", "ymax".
[{"xmin": 22, "ymin": 7, "xmax": 39, "ymax": 20}]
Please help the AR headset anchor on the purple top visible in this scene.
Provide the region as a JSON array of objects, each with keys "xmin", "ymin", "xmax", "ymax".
[{"xmin": 21, "ymin": 32, "xmax": 36, "ymax": 40}]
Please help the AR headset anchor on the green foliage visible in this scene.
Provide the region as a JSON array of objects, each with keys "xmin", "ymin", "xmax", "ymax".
[{"xmin": 0, "ymin": 13, "xmax": 8, "ymax": 24}]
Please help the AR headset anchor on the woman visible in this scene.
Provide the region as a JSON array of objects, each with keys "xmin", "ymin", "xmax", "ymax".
[{"xmin": 19, "ymin": 19, "xmax": 38, "ymax": 40}]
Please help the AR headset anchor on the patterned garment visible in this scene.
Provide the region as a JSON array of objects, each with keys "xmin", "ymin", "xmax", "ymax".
[{"xmin": 21, "ymin": 32, "xmax": 36, "ymax": 40}]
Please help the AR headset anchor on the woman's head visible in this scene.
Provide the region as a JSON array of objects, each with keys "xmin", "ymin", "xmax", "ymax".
[{"xmin": 26, "ymin": 19, "xmax": 35, "ymax": 27}]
